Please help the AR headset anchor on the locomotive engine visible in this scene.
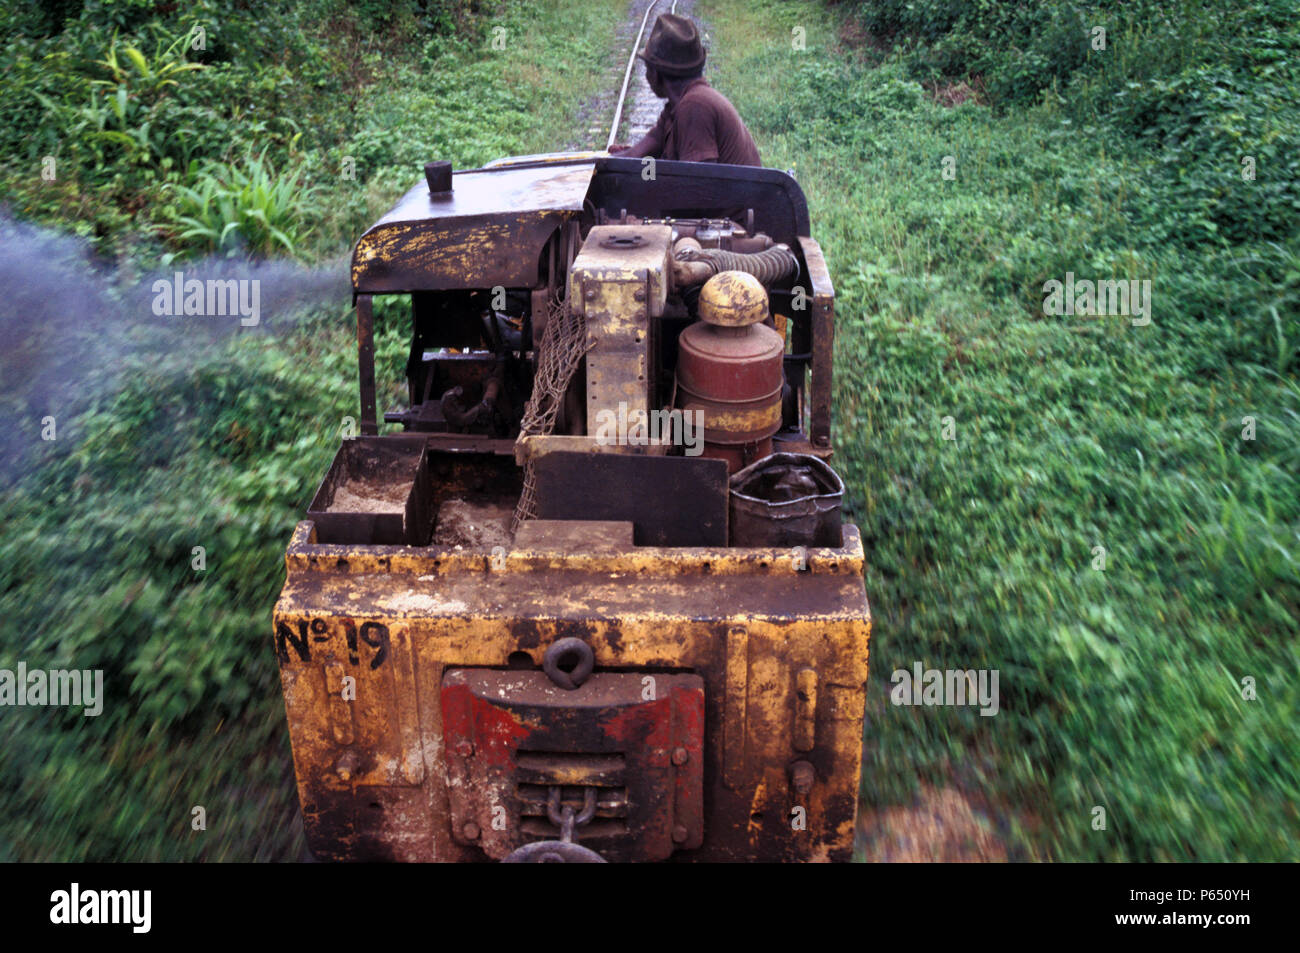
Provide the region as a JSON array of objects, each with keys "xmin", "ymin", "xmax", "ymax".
[{"xmin": 272, "ymin": 153, "xmax": 871, "ymax": 862}]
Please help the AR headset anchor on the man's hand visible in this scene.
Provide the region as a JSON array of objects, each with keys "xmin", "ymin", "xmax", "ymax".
[{"xmin": 609, "ymin": 135, "xmax": 659, "ymax": 159}]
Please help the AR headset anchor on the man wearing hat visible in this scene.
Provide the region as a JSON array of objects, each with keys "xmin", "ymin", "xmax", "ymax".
[{"xmin": 609, "ymin": 13, "xmax": 761, "ymax": 167}]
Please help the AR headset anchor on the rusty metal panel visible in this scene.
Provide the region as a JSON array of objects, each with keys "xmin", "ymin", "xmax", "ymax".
[
  {"xmin": 798, "ymin": 237, "xmax": 835, "ymax": 450},
  {"xmin": 440, "ymin": 669, "xmax": 704, "ymax": 861},
  {"xmin": 794, "ymin": 668, "xmax": 817, "ymax": 752},
  {"xmin": 375, "ymin": 163, "xmax": 596, "ymax": 225},
  {"xmin": 356, "ymin": 294, "xmax": 378, "ymax": 435},
  {"xmin": 590, "ymin": 157, "xmax": 811, "ymax": 242},
  {"xmin": 276, "ymin": 617, "xmax": 423, "ymax": 790},
  {"xmin": 514, "ymin": 433, "xmax": 672, "ymax": 465},
  {"xmin": 352, "ymin": 162, "xmax": 595, "ymax": 293},
  {"xmin": 274, "ymin": 527, "xmax": 870, "ymax": 862},
  {"xmin": 513, "ymin": 519, "xmax": 635, "ymax": 552},
  {"xmin": 570, "ymin": 225, "xmax": 672, "ymax": 434},
  {"xmin": 723, "ymin": 625, "xmax": 748, "ymax": 790},
  {"xmin": 533, "ymin": 450, "xmax": 727, "ymax": 546}
]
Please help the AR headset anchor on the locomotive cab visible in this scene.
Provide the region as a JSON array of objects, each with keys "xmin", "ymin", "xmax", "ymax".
[{"xmin": 273, "ymin": 153, "xmax": 871, "ymax": 862}]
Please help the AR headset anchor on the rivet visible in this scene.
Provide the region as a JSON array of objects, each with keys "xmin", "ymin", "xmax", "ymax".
[
  {"xmin": 672, "ymin": 824, "xmax": 689, "ymax": 843},
  {"xmin": 671, "ymin": 747, "xmax": 689, "ymax": 766},
  {"xmin": 463, "ymin": 822, "xmax": 481, "ymax": 840}
]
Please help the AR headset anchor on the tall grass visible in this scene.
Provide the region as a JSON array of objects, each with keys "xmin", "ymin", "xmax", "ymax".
[{"xmin": 702, "ymin": 0, "xmax": 1299, "ymax": 861}]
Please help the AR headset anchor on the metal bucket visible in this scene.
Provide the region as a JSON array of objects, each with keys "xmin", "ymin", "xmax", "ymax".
[{"xmin": 729, "ymin": 453, "xmax": 845, "ymax": 548}]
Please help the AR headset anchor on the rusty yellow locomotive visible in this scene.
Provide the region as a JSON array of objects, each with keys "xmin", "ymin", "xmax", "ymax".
[{"xmin": 273, "ymin": 152, "xmax": 870, "ymax": 862}]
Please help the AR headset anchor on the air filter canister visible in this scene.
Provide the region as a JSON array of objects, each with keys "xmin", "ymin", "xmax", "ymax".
[{"xmin": 675, "ymin": 271, "xmax": 785, "ymax": 473}]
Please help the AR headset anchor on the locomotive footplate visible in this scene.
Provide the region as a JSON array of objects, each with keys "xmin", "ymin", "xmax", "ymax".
[{"xmin": 440, "ymin": 666, "xmax": 705, "ymax": 862}]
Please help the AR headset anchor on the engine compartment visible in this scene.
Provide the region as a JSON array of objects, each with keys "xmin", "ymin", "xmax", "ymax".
[{"xmin": 323, "ymin": 155, "xmax": 843, "ymax": 552}]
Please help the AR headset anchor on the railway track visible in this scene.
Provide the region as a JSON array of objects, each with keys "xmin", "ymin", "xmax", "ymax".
[{"xmin": 605, "ymin": 0, "xmax": 689, "ymax": 149}]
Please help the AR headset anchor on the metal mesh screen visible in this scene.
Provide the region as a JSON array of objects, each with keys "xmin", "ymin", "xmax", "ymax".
[{"xmin": 512, "ymin": 297, "xmax": 590, "ymax": 532}]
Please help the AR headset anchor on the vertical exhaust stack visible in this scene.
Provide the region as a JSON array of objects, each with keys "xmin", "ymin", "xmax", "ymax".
[{"xmin": 424, "ymin": 160, "xmax": 453, "ymax": 196}]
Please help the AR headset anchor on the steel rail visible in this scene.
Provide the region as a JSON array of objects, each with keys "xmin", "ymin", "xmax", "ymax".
[{"xmin": 606, "ymin": 0, "xmax": 662, "ymax": 151}]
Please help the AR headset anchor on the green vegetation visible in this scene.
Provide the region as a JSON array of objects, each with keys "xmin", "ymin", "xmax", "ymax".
[
  {"xmin": 2, "ymin": 0, "xmax": 620, "ymax": 261},
  {"xmin": 702, "ymin": 0, "xmax": 1298, "ymax": 859},
  {"xmin": 166, "ymin": 151, "xmax": 323, "ymax": 258},
  {"xmin": 0, "ymin": 0, "xmax": 623, "ymax": 861},
  {"xmin": 2, "ymin": 0, "xmax": 1294, "ymax": 864}
]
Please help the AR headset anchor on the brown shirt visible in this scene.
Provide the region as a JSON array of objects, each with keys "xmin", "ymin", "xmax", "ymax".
[{"xmin": 647, "ymin": 78, "xmax": 761, "ymax": 166}]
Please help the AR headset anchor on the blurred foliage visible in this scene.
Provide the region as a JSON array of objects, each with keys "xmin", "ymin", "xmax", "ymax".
[
  {"xmin": 6, "ymin": 0, "xmax": 1294, "ymax": 865},
  {"xmin": 706, "ymin": 0, "xmax": 1299, "ymax": 860},
  {"xmin": 0, "ymin": 0, "xmax": 622, "ymax": 861}
]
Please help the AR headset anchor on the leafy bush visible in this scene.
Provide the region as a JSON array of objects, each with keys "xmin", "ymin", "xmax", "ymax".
[
  {"xmin": 33, "ymin": 28, "xmax": 204, "ymax": 174},
  {"xmin": 166, "ymin": 151, "xmax": 322, "ymax": 258},
  {"xmin": 847, "ymin": 0, "xmax": 1087, "ymax": 101}
]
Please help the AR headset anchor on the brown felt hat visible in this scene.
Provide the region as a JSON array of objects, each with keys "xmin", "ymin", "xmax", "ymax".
[{"xmin": 638, "ymin": 13, "xmax": 706, "ymax": 76}]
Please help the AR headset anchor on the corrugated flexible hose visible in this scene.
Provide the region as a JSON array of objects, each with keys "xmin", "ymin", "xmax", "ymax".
[{"xmin": 676, "ymin": 244, "xmax": 800, "ymax": 285}]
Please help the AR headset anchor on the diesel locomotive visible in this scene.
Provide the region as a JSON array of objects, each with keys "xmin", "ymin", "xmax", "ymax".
[{"xmin": 272, "ymin": 152, "xmax": 871, "ymax": 862}]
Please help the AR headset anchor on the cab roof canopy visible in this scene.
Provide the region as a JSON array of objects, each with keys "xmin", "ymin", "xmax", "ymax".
[{"xmin": 350, "ymin": 154, "xmax": 811, "ymax": 295}]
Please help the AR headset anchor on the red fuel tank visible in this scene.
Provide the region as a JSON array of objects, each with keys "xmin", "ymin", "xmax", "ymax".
[{"xmin": 675, "ymin": 272, "xmax": 785, "ymax": 473}]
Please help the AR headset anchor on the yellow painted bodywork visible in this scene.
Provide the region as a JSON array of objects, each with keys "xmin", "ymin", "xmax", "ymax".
[
  {"xmin": 274, "ymin": 520, "xmax": 870, "ymax": 862},
  {"xmin": 569, "ymin": 224, "xmax": 672, "ymax": 433},
  {"xmin": 289, "ymin": 154, "xmax": 870, "ymax": 863}
]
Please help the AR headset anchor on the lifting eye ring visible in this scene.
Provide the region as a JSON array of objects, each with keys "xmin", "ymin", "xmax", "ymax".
[{"xmin": 543, "ymin": 637, "xmax": 595, "ymax": 690}]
